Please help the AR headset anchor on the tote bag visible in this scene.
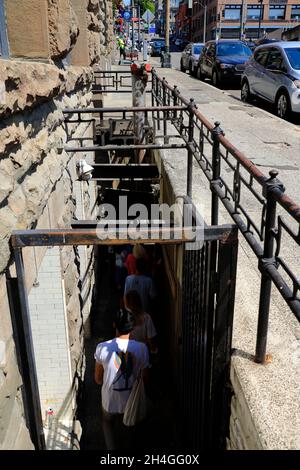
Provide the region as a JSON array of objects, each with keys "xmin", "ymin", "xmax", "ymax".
[{"xmin": 123, "ymin": 374, "xmax": 147, "ymax": 427}]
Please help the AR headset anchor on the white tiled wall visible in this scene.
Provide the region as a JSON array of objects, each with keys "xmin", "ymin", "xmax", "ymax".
[{"xmin": 28, "ymin": 247, "xmax": 73, "ymax": 422}]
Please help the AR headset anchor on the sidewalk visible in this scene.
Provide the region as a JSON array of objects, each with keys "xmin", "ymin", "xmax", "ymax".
[{"xmin": 149, "ymin": 61, "xmax": 300, "ymax": 203}]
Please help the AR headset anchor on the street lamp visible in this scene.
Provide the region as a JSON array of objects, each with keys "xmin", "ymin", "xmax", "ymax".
[{"xmin": 161, "ymin": 0, "xmax": 172, "ymax": 67}]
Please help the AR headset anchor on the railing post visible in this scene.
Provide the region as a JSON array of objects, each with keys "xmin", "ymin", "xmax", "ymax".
[
  {"xmin": 162, "ymin": 77, "xmax": 168, "ymax": 144},
  {"xmin": 173, "ymin": 85, "xmax": 178, "ymax": 119},
  {"xmin": 211, "ymin": 121, "xmax": 224, "ymax": 225},
  {"xmin": 187, "ymin": 99, "xmax": 195, "ymax": 198},
  {"xmin": 131, "ymin": 63, "xmax": 151, "ymax": 163},
  {"xmin": 255, "ymin": 170, "xmax": 285, "ymax": 364},
  {"xmin": 156, "ymin": 76, "xmax": 160, "ymax": 131}
]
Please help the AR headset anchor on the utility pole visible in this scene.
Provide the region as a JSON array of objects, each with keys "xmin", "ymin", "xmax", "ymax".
[
  {"xmin": 131, "ymin": 0, "xmax": 134, "ymax": 52},
  {"xmin": 161, "ymin": 0, "xmax": 172, "ymax": 67},
  {"xmin": 138, "ymin": 4, "xmax": 141, "ymax": 49},
  {"xmin": 258, "ymin": 0, "xmax": 263, "ymax": 39},
  {"xmin": 203, "ymin": 2, "xmax": 207, "ymax": 43},
  {"xmin": 240, "ymin": 0, "xmax": 247, "ymax": 39},
  {"xmin": 188, "ymin": 0, "xmax": 192, "ymax": 41}
]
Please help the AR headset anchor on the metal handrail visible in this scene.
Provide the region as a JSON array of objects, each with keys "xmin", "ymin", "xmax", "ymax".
[{"xmin": 151, "ymin": 68, "xmax": 300, "ymax": 363}]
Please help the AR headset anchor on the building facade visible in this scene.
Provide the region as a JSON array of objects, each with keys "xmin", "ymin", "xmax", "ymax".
[
  {"xmin": 156, "ymin": 0, "xmax": 181, "ymax": 36},
  {"xmin": 175, "ymin": 0, "xmax": 189, "ymax": 38},
  {"xmin": 0, "ymin": 0, "xmax": 113, "ymax": 450},
  {"xmin": 191, "ymin": 0, "xmax": 300, "ymax": 42}
]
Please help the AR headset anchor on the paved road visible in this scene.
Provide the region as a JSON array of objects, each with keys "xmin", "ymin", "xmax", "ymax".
[{"xmin": 166, "ymin": 52, "xmax": 300, "ymax": 126}]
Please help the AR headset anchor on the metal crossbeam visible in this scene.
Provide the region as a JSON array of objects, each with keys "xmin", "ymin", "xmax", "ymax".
[
  {"xmin": 11, "ymin": 226, "xmax": 234, "ymax": 248},
  {"xmin": 65, "ymin": 144, "xmax": 187, "ymax": 152},
  {"xmin": 91, "ymin": 164, "xmax": 159, "ymax": 180},
  {"xmin": 11, "ymin": 227, "xmax": 198, "ymax": 247},
  {"xmin": 63, "ymin": 105, "xmax": 187, "ymax": 114}
]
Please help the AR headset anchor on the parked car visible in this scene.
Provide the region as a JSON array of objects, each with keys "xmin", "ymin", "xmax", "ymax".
[
  {"xmin": 241, "ymin": 41, "xmax": 300, "ymax": 119},
  {"xmin": 151, "ymin": 39, "xmax": 165, "ymax": 56},
  {"xmin": 180, "ymin": 40, "xmax": 190, "ymax": 51},
  {"xmin": 256, "ymin": 38, "xmax": 280, "ymax": 46},
  {"xmin": 175, "ymin": 38, "xmax": 183, "ymax": 47},
  {"xmin": 180, "ymin": 42, "xmax": 204, "ymax": 75},
  {"xmin": 242, "ymin": 39, "xmax": 256, "ymax": 51},
  {"xmin": 196, "ymin": 39, "xmax": 253, "ymax": 87}
]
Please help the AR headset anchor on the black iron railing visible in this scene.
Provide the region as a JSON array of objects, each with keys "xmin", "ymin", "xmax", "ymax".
[
  {"xmin": 151, "ymin": 69, "xmax": 300, "ymax": 363},
  {"xmin": 93, "ymin": 70, "xmax": 152, "ymax": 94},
  {"xmin": 64, "ymin": 67, "xmax": 300, "ymax": 363}
]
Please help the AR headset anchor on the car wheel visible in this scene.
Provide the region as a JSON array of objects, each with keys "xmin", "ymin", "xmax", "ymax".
[
  {"xmin": 212, "ymin": 70, "xmax": 220, "ymax": 88},
  {"xmin": 197, "ymin": 66, "xmax": 204, "ymax": 80},
  {"xmin": 189, "ymin": 61, "xmax": 194, "ymax": 76},
  {"xmin": 180, "ymin": 59, "xmax": 185, "ymax": 72},
  {"xmin": 276, "ymin": 90, "xmax": 291, "ymax": 120},
  {"xmin": 241, "ymin": 80, "xmax": 253, "ymax": 103}
]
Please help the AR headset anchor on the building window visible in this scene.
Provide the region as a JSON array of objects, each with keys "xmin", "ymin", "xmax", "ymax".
[
  {"xmin": 224, "ymin": 5, "xmax": 241, "ymax": 21},
  {"xmin": 291, "ymin": 5, "xmax": 300, "ymax": 20},
  {"xmin": 247, "ymin": 5, "xmax": 264, "ymax": 20},
  {"xmin": 269, "ymin": 5, "xmax": 286, "ymax": 20},
  {"xmin": 0, "ymin": 0, "xmax": 9, "ymax": 58},
  {"xmin": 212, "ymin": 7, "xmax": 216, "ymax": 21}
]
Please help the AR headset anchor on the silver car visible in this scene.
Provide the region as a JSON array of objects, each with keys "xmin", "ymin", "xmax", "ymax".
[
  {"xmin": 241, "ymin": 41, "xmax": 300, "ymax": 119},
  {"xmin": 180, "ymin": 43, "xmax": 204, "ymax": 76}
]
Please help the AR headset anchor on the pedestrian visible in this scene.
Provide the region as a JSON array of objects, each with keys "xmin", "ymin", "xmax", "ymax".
[
  {"xmin": 124, "ymin": 258, "xmax": 157, "ymax": 314},
  {"xmin": 125, "ymin": 289, "xmax": 158, "ymax": 354},
  {"xmin": 125, "ymin": 244, "xmax": 149, "ymax": 275},
  {"xmin": 94, "ymin": 308, "xmax": 149, "ymax": 450},
  {"xmin": 117, "ymin": 36, "xmax": 126, "ymax": 62},
  {"xmin": 115, "ymin": 249, "xmax": 128, "ymax": 294}
]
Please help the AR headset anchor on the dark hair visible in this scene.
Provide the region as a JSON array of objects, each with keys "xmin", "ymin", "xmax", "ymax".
[
  {"xmin": 136, "ymin": 257, "xmax": 147, "ymax": 274},
  {"xmin": 125, "ymin": 290, "xmax": 143, "ymax": 317},
  {"xmin": 115, "ymin": 308, "xmax": 135, "ymax": 334}
]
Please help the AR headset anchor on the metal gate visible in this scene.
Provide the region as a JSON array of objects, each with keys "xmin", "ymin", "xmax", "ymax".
[{"xmin": 180, "ymin": 225, "xmax": 238, "ymax": 450}]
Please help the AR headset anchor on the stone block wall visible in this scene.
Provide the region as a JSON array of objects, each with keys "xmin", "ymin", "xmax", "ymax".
[
  {"xmin": 0, "ymin": 0, "xmax": 112, "ymax": 450},
  {"xmin": 227, "ymin": 365, "xmax": 264, "ymax": 450}
]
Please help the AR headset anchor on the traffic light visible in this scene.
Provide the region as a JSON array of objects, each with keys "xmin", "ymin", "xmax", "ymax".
[{"xmin": 217, "ymin": 13, "xmax": 220, "ymax": 21}]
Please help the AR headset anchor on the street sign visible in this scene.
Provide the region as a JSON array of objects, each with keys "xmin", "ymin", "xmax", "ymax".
[
  {"xmin": 142, "ymin": 9, "xmax": 154, "ymax": 24},
  {"xmin": 123, "ymin": 10, "xmax": 132, "ymax": 22},
  {"xmin": 149, "ymin": 25, "xmax": 156, "ymax": 34}
]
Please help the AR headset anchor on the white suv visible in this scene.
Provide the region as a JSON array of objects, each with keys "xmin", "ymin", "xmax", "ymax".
[{"xmin": 241, "ymin": 42, "xmax": 300, "ymax": 119}]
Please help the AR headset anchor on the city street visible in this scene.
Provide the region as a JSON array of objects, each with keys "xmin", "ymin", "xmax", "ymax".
[
  {"xmin": 150, "ymin": 51, "xmax": 300, "ymax": 203},
  {"xmin": 155, "ymin": 51, "xmax": 300, "ymax": 126}
]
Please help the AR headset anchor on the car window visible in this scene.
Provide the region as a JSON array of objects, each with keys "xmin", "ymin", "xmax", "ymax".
[
  {"xmin": 254, "ymin": 48, "xmax": 269, "ymax": 66},
  {"xmin": 193, "ymin": 45, "xmax": 203, "ymax": 55},
  {"xmin": 265, "ymin": 48, "xmax": 286, "ymax": 71},
  {"xmin": 217, "ymin": 42, "xmax": 252, "ymax": 57},
  {"xmin": 284, "ymin": 47, "xmax": 300, "ymax": 70},
  {"xmin": 207, "ymin": 43, "xmax": 216, "ymax": 55}
]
